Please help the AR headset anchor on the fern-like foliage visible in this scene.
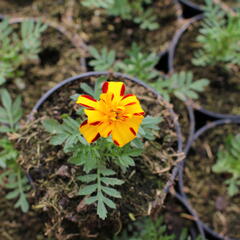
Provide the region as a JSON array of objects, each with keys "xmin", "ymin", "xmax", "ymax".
[
  {"xmin": 0, "ymin": 19, "xmax": 47, "ymax": 84},
  {"xmin": 0, "ymin": 90, "xmax": 30, "ymax": 212},
  {"xmin": 133, "ymin": 8, "xmax": 159, "ymax": 30},
  {"xmin": 0, "ymin": 88, "xmax": 23, "ymax": 132},
  {"xmin": 42, "ymin": 116, "xmax": 87, "ymax": 152},
  {"xmin": 43, "ymin": 80, "xmax": 161, "ymax": 219},
  {"xmin": 79, "ymin": 166, "xmax": 123, "ymax": 219},
  {"xmin": 212, "ymin": 134, "xmax": 240, "ymax": 196},
  {"xmin": 88, "ymin": 47, "xmax": 116, "ymax": 71},
  {"xmin": 81, "ymin": 0, "xmax": 159, "ymax": 30},
  {"xmin": 152, "ymin": 71, "xmax": 209, "ymax": 102},
  {"xmin": 0, "ymin": 138, "xmax": 30, "ymax": 212},
  {"xmin": 115, "ymin": 43, "xmax": 160, "ymax": 82},
  {"xmin": 192, "ymin": 0, "xmax": 240, "ymax": 67},
  {"xmin": 0, "ymin": 138, "xmax": 18, "ymax": 169},
  {"xmin": 114, "ymin": 216, "xmax": 204, "ymax": 240}
]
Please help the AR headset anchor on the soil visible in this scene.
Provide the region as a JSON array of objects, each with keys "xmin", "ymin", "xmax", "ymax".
[
  {"xmin": 0, "ymin": 188, "xmax": 46, "ymax": 240},
  {"xmin": 183, "ymin": 123, "xmax": 240, "ymax": 239},
  {"xmin": 173, "ymin": 20, "xmax": 240, "ymax": 116},
  {"xmin": 0, "ymin": 0, "xmax": 181, "ymax": 55},
  {"xmin": 14, "ymin": 75, "xmax": 180, "ymax": 240}
]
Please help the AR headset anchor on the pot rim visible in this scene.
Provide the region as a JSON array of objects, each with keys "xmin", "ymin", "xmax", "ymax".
[{"xmin": 178, "ymin": 0, "xmax": 203, "ymax": 12}]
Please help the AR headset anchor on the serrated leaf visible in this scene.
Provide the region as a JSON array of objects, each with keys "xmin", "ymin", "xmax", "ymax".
[
  {"xmin": 102, "ymin": 196, "xmax": 116, "ymax": 209},
  {"xmin": 5, "ymin": 189, "xmax": 20, "ymax": 199},
  {"xmin": 97, "ymin": 199, "xmax": 107, "ymax": 220},
  {"xmin": 101, "ymin": 177, "xmax": 124, "ymax": 186},
  {"xmin": 85, "ymin": 196, "xmax": 98, "ymax": 205},
  {"xmin": 102, "ymin": 186, "xmax": 121, "ymax": 198},
  {"xmin": 100, "ymin": 168, "xmax": 116, "ymax": 176},
  {"xmin": 78, "ymin": 174, "xmax": 97, "ymax": 183},
  {"xmin": 79, "ymin": 184, "xmax": 97, "ymax": 195}
]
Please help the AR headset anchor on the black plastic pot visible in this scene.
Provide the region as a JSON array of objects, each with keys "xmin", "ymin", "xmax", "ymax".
[
  {"xmin": 177, "ymin": 0, "xmax": 203, "ymax": 18},
  {"xmin": 26, "ymin": 71, "xmax": 187, "ymax": 238},
  {"xmin": 168, "ymin": 14, "xmax": 240, "ymax": 120},
  {"xmin": 177, "ymin": 119, "xmax": 240, "ymax": 240}
]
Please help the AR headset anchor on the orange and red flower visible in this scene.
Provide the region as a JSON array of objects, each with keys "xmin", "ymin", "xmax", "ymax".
[{"xmin": 76, "ymin": 81, "xmax": 144, "ymax": 147}]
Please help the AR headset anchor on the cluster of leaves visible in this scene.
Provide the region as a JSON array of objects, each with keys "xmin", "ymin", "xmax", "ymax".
[
  {"xmin": 88, "ymin": 44, "xmax": 160, "ymax": 82},
  {"xmin": 43, "ymin": 79, "xmax": 161, "ymax": 219},
  {"xmin": 0, "ymin": 89, "xmax": 30, "ymax": 212},
  {"xmin": 152, "ymin": 71, "xmax": 209, "ymax": 102},
  {"xmin": 192, "ymin": 0, "xmax": 240, "ymax": 67},
  {"xmin": 114, "ymin": 216, "xmax": 204, "ymax": 240},
  {"xmin": 212, "ymin": 134, "xmax": 240, "ymax": 196},
  {"xmin": 0, "ymin": 19, "xmax": 47, "ymax": 85},
  {"xmin": 88, "ymin": 46, "xmax": 209, "ymax": 102},
  {"xmin": 81, "ymin": 0, "xmax": 159, "ymax": 30}
]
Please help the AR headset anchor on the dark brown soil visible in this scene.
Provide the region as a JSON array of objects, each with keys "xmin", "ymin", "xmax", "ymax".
[
  {"xmin": 184, "ymin": 123, "xmax": 240, "ymax": 239},
  {"xmin": 15, "ymin": 75, "xmax": 180, "ymax": 239},
  {"xmin": 0, "ymin": 0, "xmax": 181, "ymax": 55},
  {"xmin": 173, "ymin": 20, "xmax": 240, "ymax": 116},
  {"xmin": 0, "ymin": 188, "xmax": 46, "ymax": 240}
]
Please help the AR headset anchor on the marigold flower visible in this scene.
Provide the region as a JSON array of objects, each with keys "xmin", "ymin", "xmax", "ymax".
[{"xmin": 76, "ymin": 81, "xmax": 144, "ymax": 147}]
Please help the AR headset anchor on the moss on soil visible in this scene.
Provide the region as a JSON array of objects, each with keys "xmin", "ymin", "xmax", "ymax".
[
  {"xmin": 173, "ymin": 20, "xmax": 240, "ymax": 115},
  {"xmin": 184, "ymin": 123, "xmax": 240, "ymax": 239},
  {"xmin": 14, "ymin": 75, "xmax": 180, "ymax": 239}
]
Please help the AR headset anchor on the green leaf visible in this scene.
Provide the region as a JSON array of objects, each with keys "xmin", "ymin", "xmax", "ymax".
[
  {"xmin": 97, "ymin": 199, "xmax": 107, "ymax": 220},
  {"xmin": 78, "ymin": 174, "xmax": 97, "ymax": 183},
  {"xmin": 79, "ymin": 184, "xmax": 98, "ymax": 195},
  {"xmin": 85, "ymin": 196, "xmax": 98, "ymax": 205},
  {"xmin": 101, "ymin": 177, "xmax": 124, "ymax": 185},
  {"xmin": 102, "ymin": 186, "xmax": 121, "ymax": 198}
]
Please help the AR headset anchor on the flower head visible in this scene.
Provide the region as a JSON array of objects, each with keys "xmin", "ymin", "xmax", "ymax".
[{"xmin": 76, "ymin": 81, "xmax": 144, "ymax": 147}]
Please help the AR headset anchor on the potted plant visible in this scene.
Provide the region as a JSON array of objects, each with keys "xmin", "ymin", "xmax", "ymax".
[
  {"xmin": 169, "ymin": 0, "xmax": 240, "ymax": 119},
  {"xmin": 14, "ymin": 71, "xmax": 183, "ymax": 239},
  {"xmin": 177, "ymin": 118, "xmax": 240, "ymax": 239}
]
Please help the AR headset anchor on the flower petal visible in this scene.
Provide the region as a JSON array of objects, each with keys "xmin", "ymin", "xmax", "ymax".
[
  {"xmin": 97, "ymin": 121, "xmax": 113, "ymax": 138},
  {"xmin": 84, "ymin": 109, "xmax": 105, "ymax": 123},
  {"xmin": 111, "ymin": 116, "xmax": 143, "ymax": 147},
  {"xmin": 102, "ymin": 82, "xmax": 125, "ymax": 96},
  {"xmin": 80, "ymin": 120, "xmax": 101, "ymax": 143},
  {"xmin": 120, "ymin": 94, "xmax": 144, "ymax": 115},
  {"xmin": 76, "ymin": 95, "xmax": 98, "ymax": 109}
]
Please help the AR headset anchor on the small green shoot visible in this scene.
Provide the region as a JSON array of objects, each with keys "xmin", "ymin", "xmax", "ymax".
[{"xmin": 212, "ymin": 134, "xmax": 240, "ymax": 196}]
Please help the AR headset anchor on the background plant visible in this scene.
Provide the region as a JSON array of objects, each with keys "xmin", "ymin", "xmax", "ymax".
[
  {"xmin": 88, "ymin": 46, "xmax": 209, "ymax": 102},
  {"xmin": 81, "ymin": 0, "xmax": 159, "ymax": 30},
  {"xmin": 0, "ymin": 19, "xmax": 47, "ymax": 85},
  {"xmin": 0, "ymin": 89, "xmax": 30, "ymax": 212},
  {"xmin": 192, "ymin": 0, "xmax": 240, "ymax": 67},
  {"xmin": 152, "ymin": 71, "xmax": 209, "ymax": 102},
  {"xmin": 88, "ymin": 44, "xmax": 160, "ymax": 82},
  {"xmin": 43, "ymin": 78, "xmax": 162, "ymax": 219},
  {"xmin": 113, "ymin": 216, "xmax": 204, "ymax": 240},
  {"xmin": 212, "ymin": 134, "xmax": 240, "ymax": 196}
]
